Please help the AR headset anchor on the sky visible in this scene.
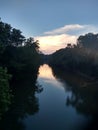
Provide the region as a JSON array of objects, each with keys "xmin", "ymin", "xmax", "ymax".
[{"xmin": 0, "ymin": 0, "xmax": 98, "ymax": 54}]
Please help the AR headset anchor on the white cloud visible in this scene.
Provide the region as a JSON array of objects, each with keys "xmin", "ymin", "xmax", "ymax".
[
  {"xmin": 35, "ymin": 24, "xmax": 98, "ymax": 54},
  {"xmin": 44, "ymin": 24, "xmax": 84, "ymax": 35},
  {"xmin": 79, "ymin": 25, "xmax": 98, "ymax": 35},
  {"xmin": 35, "ymin": 34, "xmax": 77, "ymax": 54}
]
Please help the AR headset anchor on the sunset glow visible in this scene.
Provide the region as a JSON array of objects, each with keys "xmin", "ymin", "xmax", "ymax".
[
  {"xmin": 35, "ymin": 24, "xmax": 98, "ymax": 54},
  {"xmin": 38, "ymin": 64, "xmax": 55, "ymax": 79},
  {"xmin": 35, "ymin": 34, "xmax": 77, "ymax": 54}
]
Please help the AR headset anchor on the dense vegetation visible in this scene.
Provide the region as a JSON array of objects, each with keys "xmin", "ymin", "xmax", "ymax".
[
  {"xmin": 52, "ymin": 65, "xmax": 98, "ymax": 115},
  {"xmin": 0, "ymin": 19, "xmax": 41, "ymax": 119},
  {"xmin": 51, "ymin": 65, "xmax": 98, "ymax": 130},
  {"xmin": 0, "ymin": 67, "xmax": 12, "ymax": 119},
  {"xmin": 49, "ymin": 33, "xmax": 98, "ymax": 80}
]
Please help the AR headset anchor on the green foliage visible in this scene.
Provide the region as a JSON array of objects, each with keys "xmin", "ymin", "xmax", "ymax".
[
  {"xmin": 1, "ymin": 42, "xmax": 41, "ymax": 75},
  {"xmin": 0, "ymin": 19, "xmax": 42, "ymax": 120},
  {"xmin": 0, "ymin": 19, "xmax": 25, "ymax": 47},
  {"xmin": 77, "ymin": 33, "xmax": 98, "ymax": 49},
  {"xmin": 49, "ymin": 33, "xmax": 98, "ymax": 79},
  {"xmin": 49, "ymin": 45, "xmax": 98, "ymax": 79},
  {"xmin": 0, "ymin": 19, "xmax": 41, "ymax": 76},
  {"xmin": 0, "ymin": 67, "xmax": 12, "ymax": 119},
  {"xmin": 25, "ymin": 37, "xmax": 40, "ymax": 52},
  {"xmin": 52, "ymin": 66, "xmax": 98, "ymax": 117}
]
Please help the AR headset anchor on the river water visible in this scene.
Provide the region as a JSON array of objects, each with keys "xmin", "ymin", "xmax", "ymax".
[
  {"xmin": 22, "ymin": 64, "xmax": 91, "ymax": 130},
  {"xmin": 1, "ymin": 64, "xmax": 98, "ymax": 130}
]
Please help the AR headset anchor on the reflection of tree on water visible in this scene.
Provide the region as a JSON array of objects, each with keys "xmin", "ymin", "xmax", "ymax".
[
  {"xmin": 66, "ymin": 85, "xmax": 98, "ymax": 115},
  {"xmin": 0, "ymin": 72, "xmax": 43, "ymax": 130},
  {"xmin": 66, "ymin": 84, "xmax": 98, "ymax": 130},
  {"xmin": 51, "ymin": 66, "xmax": 98, "ymax": 129}
]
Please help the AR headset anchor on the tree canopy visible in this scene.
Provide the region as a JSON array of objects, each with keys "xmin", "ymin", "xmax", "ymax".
[
  {"xmin": 77, "ymin": 33, "xmax": 98, "ymax": 49},
  {"xmin": 0, "ymin": 19, "xmax": 41, "ymax": 120},
  {"xmin": 0, "ymin": 19, "xmax": 25, "ymax": 46}
]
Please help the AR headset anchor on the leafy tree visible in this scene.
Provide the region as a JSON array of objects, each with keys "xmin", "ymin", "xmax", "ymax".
[
  {"xmin": 25, "ymin": 37, "xmax": 40, "ymax": 52},
  {"xmin": 77, "ymin": 33, "xmax": 98, "ymax": 49},
  {"xmin": 49, "ymin": 45, "xmax": 98, "ymax": 79},
  {"xmin": 0, "ymin": 19, "xmax": 25, "ymax": 47},
  {"xmin": 11, "ymin": 28, "xmax": 25, "ymax": 46},
  {"xmin": 0, "ymin": 67, "xmax": 12, "ymax": 119},
  {"xmin": 0, "ymin": 19, "xmax": 42, "ymax": 123}
]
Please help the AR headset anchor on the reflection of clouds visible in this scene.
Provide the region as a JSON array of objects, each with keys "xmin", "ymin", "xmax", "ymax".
[
  {"xmin": 38, "ymin": 64, "xmax": 65, "ymax": 90},
  {"xmin": 38, "ymin": 64, "xmax": 55, "ymax": 79},
  {"xmin": 38, "ymin": 64, "xmax": 74, "ymax": 92},
  {"xmin": 38, "ymin": 77, "xmax": 64, "ymax": 90}
]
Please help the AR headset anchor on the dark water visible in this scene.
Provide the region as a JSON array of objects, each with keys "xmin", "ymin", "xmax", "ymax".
[{"xmin": 1, "ymin": 64, "xmax": 98, "ymax": 130}]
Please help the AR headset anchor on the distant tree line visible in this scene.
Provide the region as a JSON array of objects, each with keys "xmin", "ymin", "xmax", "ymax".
[{"xmin": 49, "ymin": 33, "xmax": 98, "ymax": 80}]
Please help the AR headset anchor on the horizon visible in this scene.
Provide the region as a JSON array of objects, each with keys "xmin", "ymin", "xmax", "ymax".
[{"xmin": 0, "ymin": 0, "xmax": 98, "ymax": 54}]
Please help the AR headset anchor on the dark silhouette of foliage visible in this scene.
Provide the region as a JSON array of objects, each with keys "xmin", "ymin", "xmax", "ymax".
[
  {"xmin": 0, "ymin": 19, "xmax": 42, "ymax": 122},
  {"xmin": 49, "ymin": 34, "xmax": 98, "ymax": 79},
  {"xmin": 0, "ymin": 19, "xmax": 25, "ymax": 47},
  {"xmin": 0, "ymin": 19, "xmax": 41, "ymax": 76},
  {"xmin": 52, "ymin": 66, "xmax": 98, "ymax": 129},
  {"xmin": 77, "ymin": 33, "xmax": 98, "ymax": 49},
  {"xmin": 0, "ymin": 67, "xmax": 12, "ymax": 120},
  {"xmin": 25, "ymin": 37, "xmax": 40, "ymax": 52},
  {"xmin": 11, "ymin": 28, "xmax": 25, "ymax": 46}
]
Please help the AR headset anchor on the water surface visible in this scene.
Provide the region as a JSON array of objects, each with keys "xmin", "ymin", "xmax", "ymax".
[
  {"xmin": 23, "ymin": 64, "xmax": 91, "ymax": 130},
  {"xmin": 1, "ymin": 64, "xmax": 98, "ymax": 130}
]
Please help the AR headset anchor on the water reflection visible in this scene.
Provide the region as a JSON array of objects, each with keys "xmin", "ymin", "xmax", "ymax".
[
  {"xmin": 38, "ymin": 64, "xmax": 65, "ymax": 90},
  {"xmin": 31, "ymin": 64, "xmax": 91, "ymax": 130},
  {"xmin": 51, "ymin": 66, "xmax": 98, "ymax": 129},
  {"xmin": 38, "ymin": 64, "xmax": 55, "ymax": 79},
  {"xmin": 0, "ymin": 71, "xmax": 41, "ymax": 130},
  {"xmin": 1, "ymin": 64, "xmax": 98, "ymax": 130}
]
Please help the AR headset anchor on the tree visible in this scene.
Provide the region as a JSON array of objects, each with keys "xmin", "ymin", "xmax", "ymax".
[
  {"xmin": 0, "ymin": 67, "xmax": 12, "ymax": 119},
  {"xmin": 25, "ymin": 37, "xmax": 40, "ymax": 52},
  {"xmin": 77, "ymin": 33, "xmax": 98, "ymax": 49},
  {"xmin": 33, "ymin": 40, "xmax": 40, "ymax": 52},
  {"xmin": 11, "ymin": 28, "xmax": 25, "ymax": 46},
  {"xmin": 25, "ymin": 37, "xmax": 34, "ymax": 46},
  {"xmin": 0, "ymin": 19, "xmax": 25, "ymax": 47},
  {"xmin": 0, "ymin": 21, "xmax": 11, "ymax": 45}
]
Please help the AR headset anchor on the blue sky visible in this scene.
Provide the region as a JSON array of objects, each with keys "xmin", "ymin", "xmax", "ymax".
[{"xmin": 0, "ymin": 0, "xmax": 98, "ymax": 53}]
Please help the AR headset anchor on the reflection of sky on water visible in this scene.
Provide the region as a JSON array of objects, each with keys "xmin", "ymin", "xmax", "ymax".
[
  {"xmin": 38, "ymin": 64, "xmax": 67, "ymax": 90},
  {"xmin": 38, "ymin": 64, "xmax": 55, "ymax": 79},
  {"xmin": 38, "ymin": 77, "xmax": 64, "ymax": 90},
  {"xmin": 22, "ymin": 64, "xmax": 91, "ymax": 130}
]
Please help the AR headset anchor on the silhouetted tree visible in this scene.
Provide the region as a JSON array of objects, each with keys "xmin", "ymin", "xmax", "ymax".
[
  {"xmin": 0, "ymin": 19, "xmax": 25, "ymax": 47},
  {"xmin": 77, "ymin": 33, "xmax": 98, "ymax": 49},
  {"xmin": 25, "ymin": 37, "xmax": 40, "ymax": 52},
  {"xmin": 11, "ymin": 28, "xmax": 25, "ymax": 46},
  {"xmin": 0, "ymin": 67, "xmax": 12, "ymax": 119}
]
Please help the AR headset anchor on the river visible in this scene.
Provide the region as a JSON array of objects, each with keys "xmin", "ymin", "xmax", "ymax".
[
  {"xmin": 1, "ymin": 64, "xmax": 98, "ymax": 130},
  {"xmin": 27, "ymin": 64, "xmax": 91, "ymax": 130}
]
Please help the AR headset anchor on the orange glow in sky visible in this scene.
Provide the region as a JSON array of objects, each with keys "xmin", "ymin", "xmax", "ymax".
[{"xmin": 35, "ymin": 34, "xmax": 77, "ymax": 54}]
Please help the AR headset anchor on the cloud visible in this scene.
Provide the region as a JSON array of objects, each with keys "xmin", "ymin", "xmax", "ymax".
[
  {"xmin": 44, "ymin": 24, "xmax": 84, "ymax": 35},
  {"xmin": 35, "ymin": 24, "xmax": 98, "ymax": 54},
  {"xmin": 79, "ymin": 25, "xmax": 98, "ymax": 34},
  {"xmin": 35, "ymin": 34, "xmax": 77, "ymax": 54},
  {"xmin": 45, "ymin": 24, "xmax": 98, "ymax": 35}
]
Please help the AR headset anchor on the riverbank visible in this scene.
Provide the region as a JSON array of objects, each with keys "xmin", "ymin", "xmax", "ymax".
[{"xmin": 50, "ymin": 65, "xmax": 98, "ymax": 88}]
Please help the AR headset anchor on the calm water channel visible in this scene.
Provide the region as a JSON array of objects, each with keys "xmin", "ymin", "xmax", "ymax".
[{"xmin": 1, "ymin": 64, "xmax": 98, "ymax": 130}]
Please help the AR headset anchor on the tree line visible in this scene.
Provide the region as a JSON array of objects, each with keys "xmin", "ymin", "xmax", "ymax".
[
  {"xmin": 49, "ymin": 33, "xmax": 98, "ymax": 80},
  {"xmin": 0, "ymin": 19, "xmax": 41, "ymax": 119}
]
